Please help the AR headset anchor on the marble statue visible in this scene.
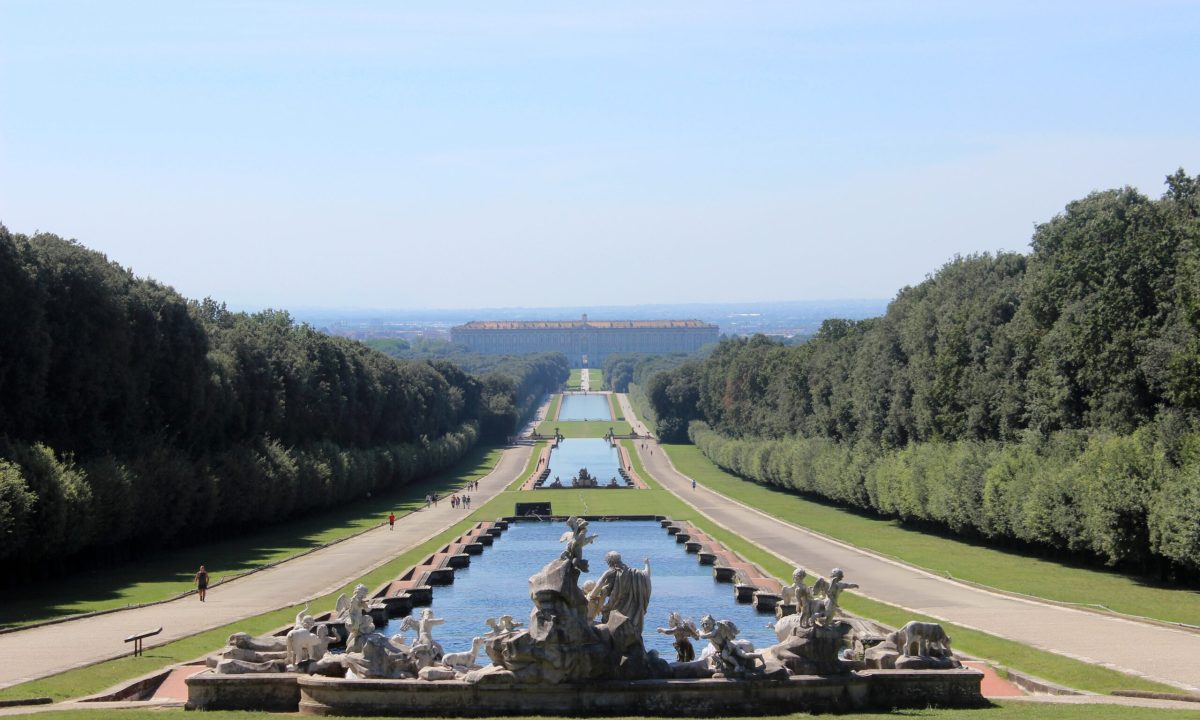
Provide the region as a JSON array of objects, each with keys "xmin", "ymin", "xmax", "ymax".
[
  {"xmin": 781, "ymin": 567, "xmax": 817, "ymax": 627},
  {"xmin": 698, "ymin": 614, "xmax": 763, "ymax": 678},
  {"xmin": 401, "ymin": 608, "xmax": 445, "ymax": 660},
  {"xmin": 812, "ymin": 568, "xmax": 858, "ymax": 626},
  {"xmin": 888, "ymin": 621, "xmax": 952, "ymax": 658},
  {"xmin": 441, "ymin": 636, "xmax": 487, "ymax": 670},
  {"xmin": 209, "ymin": 632, "xmax": 290, "ymax": 674},
  {"xmin": 286, "ymin": 603, "xmax": 331, "ymax": 668},
  {"xmin": 656, "ymin": 612, "xmax": 699, "ymax": 662},
  {"xmin": 559, "ymin": 516, "xmax": 598, "ymax": 572},
  {"xmin": 587, "ymin": 551, "xmax": 652, "ymax": 637},
  {"xmin": 581, "ymin": 580, "xmax": 603, "ymax": 621}
]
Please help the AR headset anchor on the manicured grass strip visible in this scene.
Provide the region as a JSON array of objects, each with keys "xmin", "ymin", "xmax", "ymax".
[
  {"xmin": 512, "ymin": 441, "xmax": 547, "ymax": 490},
  {"xmin": 589, "ymin": 368, "xmax": 602, "ymax": 389},
  {"xmin": 18, "ymin": 701, "xmax": 1200, "ymax": 720},
  {"xmin": 0, "ymin": 446, "xmax": 504, "ymax": 629},
  {"xmin": 662, "ymin": 443, "xmax": 1200, "ymax": 628},
  {"xmin": 537, "ymin": 420, "xmax": 633, "ymax": 438},
  {"xmin": 545, "ymin": 394, "xmax": 562, "ymax": 421},
  {"xmin": 567, "ymin": 369, "xmax": 583, "ymax": 390},
  {"xmin": 608, "ymin": 393, "xmax": 624, "ymax": 421}
]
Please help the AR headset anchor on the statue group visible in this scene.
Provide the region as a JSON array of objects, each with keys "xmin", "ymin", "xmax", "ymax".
[{"xmin": 205, "ymin": 516, "xmax": 958, "ymax": 684}]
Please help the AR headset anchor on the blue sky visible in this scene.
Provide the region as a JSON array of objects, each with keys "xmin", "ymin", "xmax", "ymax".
[{"xmin": 2, "ymin": 1, "xmax": 1198, "ymax": 309}]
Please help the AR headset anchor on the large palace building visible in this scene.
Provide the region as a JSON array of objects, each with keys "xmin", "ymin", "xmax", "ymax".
[{"xmin": 451, "ymin": 315, "xmax": 719, "ymax": 365}]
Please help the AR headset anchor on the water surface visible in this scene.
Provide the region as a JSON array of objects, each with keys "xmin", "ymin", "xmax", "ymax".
[
  {"xmin": 558, "ymin": 394, "xmax": 612, "ymax": 421},
  {"xmin": 380, "ymin": 520, "xmax": 778, "ymax": 661},
  {"xmin": 545, "ymin": 438, "xmax": 623, "ymax": 487}
]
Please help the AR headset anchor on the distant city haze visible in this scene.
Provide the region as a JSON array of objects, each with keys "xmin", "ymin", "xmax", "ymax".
[{"xmin": 2, "ymin": 2, "xmax": 1198, "ymax": 310}]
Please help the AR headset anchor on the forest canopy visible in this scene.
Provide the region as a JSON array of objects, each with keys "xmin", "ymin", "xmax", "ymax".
[
  {"xmin": 0, "ymin": 229, "xmax": 566, "ymax": 581},
  {"xmin": 649, "ymin": 170, "xmax": 1200, "ymax": 576}
]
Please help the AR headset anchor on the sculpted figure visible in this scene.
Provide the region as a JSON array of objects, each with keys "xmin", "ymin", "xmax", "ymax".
[
  {"xmin": 286, "ymin": 602, "xmax": 331, "ymax": 667},
  {"xmin": 587, "ymin": 551, "xmax": 652, "ymax": 636},
  {"xmin": 559, "ymin": 516, "xmax": 598, "ymax": 571},
  {"xmin": 698, "ymin": 614, "xmax": 763, "ymax": 677},
  {"xmin": 812, "ymin": 568, "xmax": 858, "ymax": 626},
  {"xmin": 888, "ymin": 621, "xmax": 952, "ymax": 658},
  {"xmin": 401, "ymin": 608, "xmax": 445, "ymax": 659},
  {"xmin": 656, "ymin": 611, "xmax": 699, "ymax": 662},
  {"xmin": 581, "ymin": 580, "xmax": 604, "ymax": 622},
  {"xmin": 781, "ymin": 567, "xmax": 817, "ymax": 627}
]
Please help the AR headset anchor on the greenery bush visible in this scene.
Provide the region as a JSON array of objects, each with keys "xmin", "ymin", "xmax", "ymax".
[{"xmin": 659, "ymin": 171, "xmax": 1200, "ymax": 578}]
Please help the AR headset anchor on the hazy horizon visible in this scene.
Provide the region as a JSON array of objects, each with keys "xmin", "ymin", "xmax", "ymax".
[{"xmin": 3, "ymin": 2, "xmax": 1198, "ymax": 310}]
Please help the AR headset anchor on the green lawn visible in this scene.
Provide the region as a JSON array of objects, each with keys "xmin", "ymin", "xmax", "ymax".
[
  {"xmin": 536, "ymin": 420, "xmax": 633, "ymax": 437},
  {"xmin": 662, "ymin": 443, "xmax": 1200, "ymax": 628},
  {"xmin": 567, "ymin": 369, "xmax": 583, "ymax": 390},
  {"xmin": 545, "ymin": 394, "xmax": 562, "ymax": 421},
  {"xmin": 608, "ymin": 393, "xmax": 624, "ymax": 421},
  {"xmin": 0, "ymin": 446, "xmax": 503, "ymax": 629},
  {"xmin": 588, "ymin": 368, "xmax": 602, "ymax": 389},
  {"xmin": 16, "ymin": 702, "xmax": 1200, "ymax": 720}
]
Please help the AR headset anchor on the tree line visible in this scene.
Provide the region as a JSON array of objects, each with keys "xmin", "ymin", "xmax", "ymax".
[
  {"xmin": 364, "ymin": 338, "xmax": 569, "ymax": 438},
  {"xmin": 601, "ymin": 352, "xmax": 698, "ymax": 393},
  {"xmin": 650, "ymin": 170, "xmax": 1200, "ymax": 577},
  {"xmin": 0, "ymin": 229, "xmax": 565, "ymax": 582}
]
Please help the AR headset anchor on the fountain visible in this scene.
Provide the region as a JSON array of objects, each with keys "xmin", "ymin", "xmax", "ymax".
[{"xmin": 187, "ymin": 517, "xmax": 985, "ymax": 715}]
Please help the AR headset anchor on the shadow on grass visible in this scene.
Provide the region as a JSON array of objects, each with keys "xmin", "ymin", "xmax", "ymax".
[{"xmin": 0, "ymin": 445, "xmax": 502, "ymax": 628}]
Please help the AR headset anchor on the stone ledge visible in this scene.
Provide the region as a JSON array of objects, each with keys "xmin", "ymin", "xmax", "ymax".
[{"xmin": 286, "ymin": 669, "xmax": 985, "ymax": 716}]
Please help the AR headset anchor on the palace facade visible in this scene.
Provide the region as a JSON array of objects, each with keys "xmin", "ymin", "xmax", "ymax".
[{"xmin": 450, "ymin": 315, "xmax": 719, "ymax": 365}]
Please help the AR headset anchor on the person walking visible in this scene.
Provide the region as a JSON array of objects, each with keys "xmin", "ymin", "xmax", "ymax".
[
  {"xmin": 195, "ymin": 565, "xmax": 209, "ymax": 602},
  {"xmin": 692, "ymin": 478, "xmax": 696, "ymax": 490},
  {"xmin": 388, "ymin": 512, "xmax": 396, "ymax": 530}
]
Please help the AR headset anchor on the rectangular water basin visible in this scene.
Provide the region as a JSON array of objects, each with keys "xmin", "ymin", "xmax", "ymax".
[
  {"xmin": 542, "ymin": 438, "xmax": 625, "ymax": 487},
  {"xmin": 557, "ymin": 393, "xmax": 612, "ymax": 421},
  {"xmin": 379, "ymin": 520, "xmax": 778, "ymax": 660}
]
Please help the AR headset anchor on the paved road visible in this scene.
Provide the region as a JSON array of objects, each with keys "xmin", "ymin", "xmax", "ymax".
[
  {"xmin": 615, "ymin": 394, "xmax": 1200, "ymax": 693},
  {"xmin": 0, "ymin": 407, "xmax": 544, "ymax": 691}
]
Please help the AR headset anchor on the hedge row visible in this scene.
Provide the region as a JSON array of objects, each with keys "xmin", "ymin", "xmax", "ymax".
[
  {"xmin": 0, "ymin": 422, "xmax": 477, "ymax": 572},
  {"xmin": 689, "ymin": 421, "xmax": 1200, "ymax": 574}
]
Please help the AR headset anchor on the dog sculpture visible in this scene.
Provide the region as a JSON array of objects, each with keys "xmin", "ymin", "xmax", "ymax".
[{"xmin": 887, "ymin": 621, "xmax": 951, "ymax": 658}]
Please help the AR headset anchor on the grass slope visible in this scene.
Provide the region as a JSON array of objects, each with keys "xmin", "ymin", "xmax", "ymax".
[
  {"xmin": 662, "ymin": 444, "xmax": 1200, "ymax": 628},
  {"xmin": 0, "ymin": 446, "xmax": 503, "ymax": 629}
]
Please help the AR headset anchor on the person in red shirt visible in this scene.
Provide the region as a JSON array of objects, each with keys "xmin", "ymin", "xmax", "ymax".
[{"xmin": 388, "ymin": 512, "xmax": 396, "ymax": 531}]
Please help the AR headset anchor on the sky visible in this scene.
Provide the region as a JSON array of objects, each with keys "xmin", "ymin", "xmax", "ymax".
[{"xmin": 2, "ymin": 1, "xmax": 1199, "ymax": 311}]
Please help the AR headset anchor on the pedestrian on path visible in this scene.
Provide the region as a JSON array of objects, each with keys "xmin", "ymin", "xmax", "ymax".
[
  {"xmin": 388, "ymin": 512, "xmax": 396, "ymax": 530},
  {"xmin": 425, "ymin": 494, "xmax": 432, "ymax": 509},
  {"xmin": 195, "ymin": 565, "xmax": 209, "ymax": 602},
  {"xmin": 692, "ymin": 479, "xmax": 696, "ymax": 490}
]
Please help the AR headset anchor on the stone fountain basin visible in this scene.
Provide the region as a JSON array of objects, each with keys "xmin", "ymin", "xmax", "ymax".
[{"xmin": 291, "ymin": 669, "xmax": 986, "ymax": 716}]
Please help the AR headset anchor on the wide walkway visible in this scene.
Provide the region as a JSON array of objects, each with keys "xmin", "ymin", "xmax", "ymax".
[
  {"xmin": 0, "ymin": 411, "xmax": 543, "ymax": 690},
  {"xmin": 616, "ymin": 394, "xmax": 1200, "ymax": 693}
]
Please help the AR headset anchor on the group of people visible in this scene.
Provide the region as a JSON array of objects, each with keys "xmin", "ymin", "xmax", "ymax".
[{"xmin": 450, "ymin": 494, "xmax": 472, "ymax": 509}]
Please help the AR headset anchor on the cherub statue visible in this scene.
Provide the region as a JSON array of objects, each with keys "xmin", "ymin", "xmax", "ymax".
[
  {"xmin": 812, "ymin": 568, "xmax": 858, "ymax": 626},
  {"xmin": 781, "ymin": 567, "xmax": 817, "ymax": 627},
  {"xmin": 559, "ymin": 515, "xmax": 599, "ymax": 571},
  {"xmin": 401, "ymin": 608, "xmax": 445, "ymax": 660},
  {"xmin": 699, "ymin": 614, "xmax": 763, "ymax": 678},
  {"xmin": 656, "ymin": 611, "xmax": 699, "ymax": 662},
  {"xmin": 581, "ymin": 580, "xmax": 604, "ymax": 622}
]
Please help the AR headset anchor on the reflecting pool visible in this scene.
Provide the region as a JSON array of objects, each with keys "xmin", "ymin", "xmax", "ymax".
[
  {"xmin": 380, "ymin": 520, "xmax": 778, "ymax": 660},
  {"xmin": 558, "ymin": 394, "xmax": 612, "ymax": 421},
  {"xmin": 545, "ymin": 439, "xmax": 623, "ymax": 487}
]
